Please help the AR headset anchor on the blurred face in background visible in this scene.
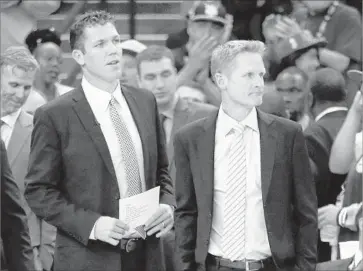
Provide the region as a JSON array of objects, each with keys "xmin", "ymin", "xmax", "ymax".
[
  {"xmin": 275, "ymin": 71, "xmax": 308, "ymax": 120},
  {"xmin": 295, "ymin": 48, "xmax": 320, "ymax": 78},
  {"xmin": 138, "ymin": 57, "xmax": 178, "ymax": 108},
  {"xmin": 120, "ymin": 53, "xmax": 138, "ymax": 87},
  {"xmin": 187, "ymin": 20, "xmax": 224, "ymax": 48},
  {"xmin": 178, "ymin": 85, "xmax": 207, "ymax": 104},
  {"xmin": 34, "ymin": 42, "xmax": 62, "ymax": 85},
  {"xmin": 1, "ymin": 65, "xmax": 35, "ymax": 116}
]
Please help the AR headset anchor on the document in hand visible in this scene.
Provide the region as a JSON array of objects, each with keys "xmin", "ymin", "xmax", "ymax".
[{"xmin": 119, "ymin": 186, "xmax": 160, "ymax": 239}]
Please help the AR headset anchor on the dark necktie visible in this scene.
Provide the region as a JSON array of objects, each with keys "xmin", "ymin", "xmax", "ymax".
[{"xmin": 159, "ymin": 114, "xmax": 167, "ymax": 143}]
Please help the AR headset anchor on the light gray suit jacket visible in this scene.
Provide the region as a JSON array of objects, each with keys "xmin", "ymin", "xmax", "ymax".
[{"xmin": 7, "ymin": 110, "xmax": 56, "ymax": 271}]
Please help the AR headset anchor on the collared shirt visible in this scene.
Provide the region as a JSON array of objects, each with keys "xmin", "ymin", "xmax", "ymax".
[
  {"xmin": 209, "ymin": 107, "xmax": 271, "ymax": 260},
  {"xmin": 315, "ymin": 106, "xmax": 348, "ymax": 122},
  {"xmin": 160, "ymin": 94, "xmax": 179, "ymax": 145},
  {"xmin": 82, "ymin": 77, "xmax": 145, "ymax": 198},
  {"xmin": 1, "ymin": 109, "xmax": 21, "ymax": 148}
]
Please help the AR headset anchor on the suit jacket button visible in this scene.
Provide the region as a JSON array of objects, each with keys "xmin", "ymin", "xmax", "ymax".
[{"xmin": 114, "ymin": 194, "xmax": 120, "ymax": 200}]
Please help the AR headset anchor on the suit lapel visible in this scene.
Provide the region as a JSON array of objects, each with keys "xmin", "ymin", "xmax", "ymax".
[
  {"xmin": 7, "ymin": 111, "xmax": 32, "ymax": 166},
  {"xmin": 168, "ymin": 99, "xmax": 190, "ymax": 168},
  {"xmin": 197, "ymin": 111, "xmax": 218, "ymax": 213},
  {"xmin": 72, "ymin": 86, "xmax": 118, "ymax": 182},
  {"xmin": 122, "ymin": 86, "xmax": 152, "ymax": 190},
  {"xmin": 257, "ymin": 110, "xmax": 277, "ymax": 203}
]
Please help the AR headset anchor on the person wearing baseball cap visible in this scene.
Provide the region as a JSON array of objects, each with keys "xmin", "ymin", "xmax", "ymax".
[
  {"xmin": 119, "ymin": 39, "xmax": 147, "ymax": 87},
  {"xmin": 270, "ymin": 31, "xmax": 326, "ymax": 79}
]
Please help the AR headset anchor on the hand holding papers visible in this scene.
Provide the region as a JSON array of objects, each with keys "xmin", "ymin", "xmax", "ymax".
[{"xmin": 119, "ymin": 186, "xmax": 160, "ymax": 239}]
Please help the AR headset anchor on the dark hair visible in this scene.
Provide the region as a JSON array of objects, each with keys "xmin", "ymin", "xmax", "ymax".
[
  {"xmin": 135, "ymin": 45, "xmax": 175, "ymax": 74},
  {"xmin": 309, "ymin": 68, "xmax": 346, "ymax": 103},
  {"xmin": 25, "ymin": 28, "xmax": 62, "ymax": 54},
  {"xmin": 69, "ymin": 10, "xmax": 115, "ymax": 51}
]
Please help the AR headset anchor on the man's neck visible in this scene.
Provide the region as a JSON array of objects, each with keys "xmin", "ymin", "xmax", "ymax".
[
  {"xmin": 221, "ymin": 100, "xmax": 253, "ymax": 123},
  {"xmin": 83, "ymin": 72, "xmax": 118, "ymax": 93},
  {"xmin": 158, "ymin": 94, "xmax": 179, "ymax": 116},
  {"xmin": 33, "ymin": 76, "xmax": 57, "ymax": 100}
]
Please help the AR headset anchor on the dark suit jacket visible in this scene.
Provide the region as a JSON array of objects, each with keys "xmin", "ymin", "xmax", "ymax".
[
  {"xmin": 166, "ymin": 98, "xmax": 216, "ymax": 182},
  {"xmin": 1, "ymin": 140, "xmax": 35, "ymax": 271},
  {"xmin": 305, "ymin": 109, "xmax": 348, "ymax": 207},
  {"xmin": 24, "ymin": 84, "xmax": 175, "ymax": 271},
  {"xmin": 173, "ymin": 110, "xmax": 318, "ymax": 271},
  {"xmin": 7, "ymin": 110, "xmax": 56, "ymax": 270}
]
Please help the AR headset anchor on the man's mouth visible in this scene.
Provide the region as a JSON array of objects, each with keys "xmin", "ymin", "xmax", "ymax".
[{"xmin": 107, "ymin": 60, "xmax": 120, "ymax": 65}]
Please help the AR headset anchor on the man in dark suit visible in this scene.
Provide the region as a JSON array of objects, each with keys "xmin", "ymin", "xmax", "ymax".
[
  {"xmin": 136, "ymin": 45, "xmax": 217, "ymax": 182},
  {"xmin": 174, "ymin": 40, "xmax": 318, "ymax": 271},
  {"xmin": 304, "ymin": 68, "xmax": 349, "ymax": 262},
  {"xmin": 25, "ymin": 10, "xmax": 175, "ymax": 271},
  {"xmin": 136, "ymin": 45, "xmax": 216, "ymax": 271},
  {"xmin": 1, "ymin": 139, "xmax": 35, "ymax": 271},
  {"xmin": 1, "ymin": 46, "xmax": 55, "ymax": 271}
]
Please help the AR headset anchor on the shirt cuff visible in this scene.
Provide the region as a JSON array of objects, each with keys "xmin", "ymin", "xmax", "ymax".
[
  {"xmin": 89, "ymin": 220, "xmax": 99, "ymax": 240},
  {"xmin": 338, "ymin": 207, "xmax": 348, "ymax": 227}
]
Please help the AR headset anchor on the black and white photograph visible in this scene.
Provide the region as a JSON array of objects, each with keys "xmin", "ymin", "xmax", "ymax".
[{"xmin": 0, "ymin": 1, "xmax": 362, "ymax": 271}]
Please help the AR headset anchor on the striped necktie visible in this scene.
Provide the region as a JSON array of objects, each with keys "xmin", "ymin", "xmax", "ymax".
[
  {"xmin": 222, "ymin": 125, "xmax": 247, "ymax": 261},
  {"xmin": 109, "ymin": 96, "xmax": 146, "ymax": 238}
]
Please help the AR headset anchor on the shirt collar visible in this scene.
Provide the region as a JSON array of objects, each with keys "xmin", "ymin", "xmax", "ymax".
[
  {"xmin": 1, "ymin": 109, "xmax": 21, "ymax": 129},
  {"xmin": 315, "ymin": 106, "xmax": 348, "ymax": 122},
  {"xmin": 81, "ymin": 77, "xmax": 123, "ymax": 113},
  {"xmin": 216, "ymin": 106, "xmax": 259, "ymax": 138},
  {"xmin": 350, "ymin": 250, "xmax": 362, "ymax": 270}
]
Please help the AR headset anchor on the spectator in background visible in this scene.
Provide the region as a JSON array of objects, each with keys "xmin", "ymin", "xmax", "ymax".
[
  {"xmin": 271, "ymin": 31, "xmax": 325, "ymax": 80},
  {"xmin": 177, "ymin": 83, "xmax": 207, "ymax": 104},
  {"xmin": 1, "ymin": 46, "xmax": 55, "ymax": 271},
  {"xmin": 304, "ymin": 68, "xmax": 348, "ymax": 262},
  {"xmin": 23, "ymin": 28, "xmax": 73, "ymax": 114},
  {"xmin": 0, "ymin": 0, "xmax": 61, "ymax": 53},
  {"xmin": 176, "ymin": 0, "xmax": 233, "ymax": 106},
  {"xmin": 275, "ymin": 66, "xmax": 311, "ymax": 130},
  {"xmin": 120, "ymin": 39, "xmax": 146, "ymax": 87},
  {"xmin": 258, "ymin": 90, "xmax": 288, "ymax": 118}
]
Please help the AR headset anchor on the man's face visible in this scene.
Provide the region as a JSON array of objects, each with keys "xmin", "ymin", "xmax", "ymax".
[
  {"xmin": 120, "ymin": 53, "xmax": 138, "ymax": 87},
  {"xmin": 295, "ymin": 48, "xmax": 320, "ymax": 78},
  {"xmin": 275, "ymin": 72, "xmax": 307, "ymax": 118},
  {"xmin": 138, "ymin": 57, "xmax": 178, "ymax": 107},
  {"xmin": 1, "ymin": 66, "xmax": 35, "ymax": 116},
  {"xmin": 73, "ymin": 23, "xmax": 123, "ymax": 83},
  {"xmin": 217, "ymin": 52, "xmax": 266, "ymax": 109},
  {"xmin": 34, "ymin": 42, "xmax": 62, "ymax": 85},
  {"xmin": 188, "ymin": 20, "xmax": 224, "ymax": 46}
]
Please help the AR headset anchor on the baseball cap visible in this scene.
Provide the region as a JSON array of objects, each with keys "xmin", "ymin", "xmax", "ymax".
[{"xmin": 188, "ymin": 1, "xmax": 228, "ymax": 26}]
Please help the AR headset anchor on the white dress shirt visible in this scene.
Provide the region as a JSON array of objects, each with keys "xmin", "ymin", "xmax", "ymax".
[
  {"xmin": 82, "ymin": 77, "xmax": 145, "ymax": 198},
  {"xmin": 315, "ymin": 106, "xmax": 348, "ymax": 122},
  {"xmin": 1, "ymin": 109, "xmax": 21, "ymax": 148},
  {"xmin": 209, "ymin": 107, "xmax": 271, "ymax": 260}
]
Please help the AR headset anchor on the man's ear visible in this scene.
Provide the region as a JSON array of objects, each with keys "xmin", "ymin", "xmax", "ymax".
[
  {"xmin": 72, "ymin": 49, "xmax": 85, "ymax": 66},
  {"xmin": 214, "ymin": 72, "xmax": 227, "ymax": 89}
]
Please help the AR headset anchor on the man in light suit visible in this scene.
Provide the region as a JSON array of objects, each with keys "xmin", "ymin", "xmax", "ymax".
[
  {"xmin": 136, "ymin": 45, "xmax": 216, "ymax": 271},
  {"xmin": 174, "ymin": 40, "xmax": 318, "ymax": 271},
  {"xmin": 25, "ymin": 10, "xmax": 175, "ymax": 271},
  {"xmin": 0, "ymin": 46, "xmax": 55, "ymax": 270}
]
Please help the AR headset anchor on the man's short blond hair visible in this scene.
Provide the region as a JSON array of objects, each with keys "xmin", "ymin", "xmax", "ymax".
[
  {"xmin": 211, "ymin": 40, "xmax": 265, "ymax": 78},
  {"xmin": 1, "ymin": 46, "xmax": 39, "ymax": 74}
]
